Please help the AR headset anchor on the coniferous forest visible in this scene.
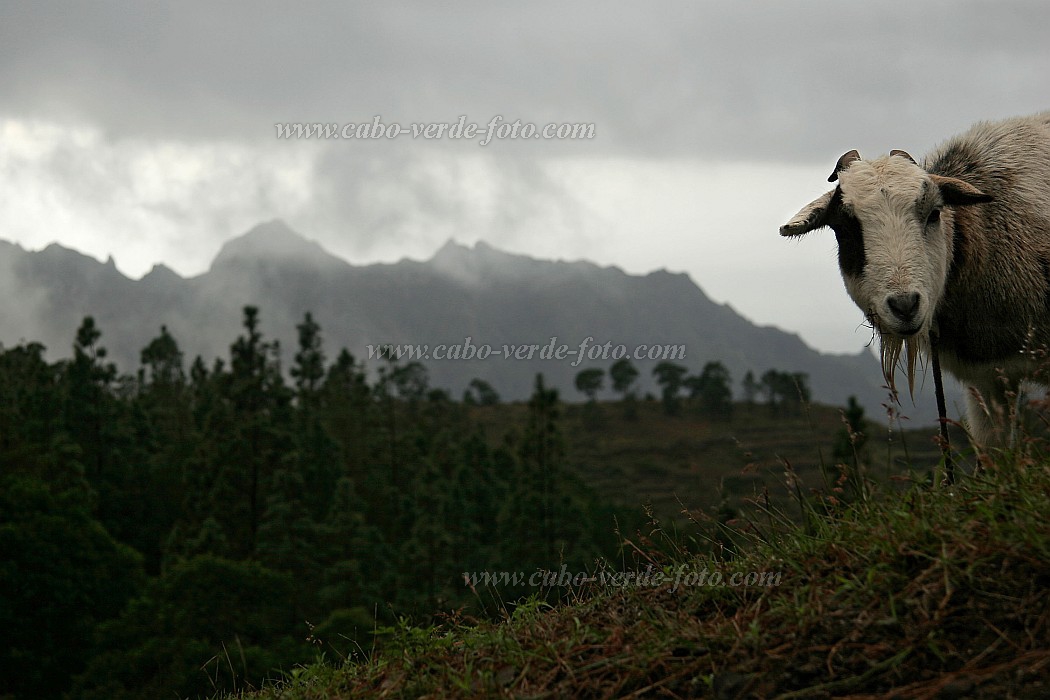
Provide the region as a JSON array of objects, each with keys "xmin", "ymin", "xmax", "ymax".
[{"xmin": 0, "ymin": 306, "xmax": 637, "ymax": 700}]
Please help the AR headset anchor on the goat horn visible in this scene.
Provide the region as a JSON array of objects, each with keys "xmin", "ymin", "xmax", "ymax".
[
  {"xmin": 828, "ymin": 150, "xmax": 861, "ymax": 182},
  {"xmin": 889, "ymin": 149, "xmax": 917, "ymax": 164}
]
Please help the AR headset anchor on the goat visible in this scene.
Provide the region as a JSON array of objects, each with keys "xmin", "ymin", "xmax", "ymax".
[{"xmin": 781, "ymin": 112, "xmax": 1050, "ymax": 445}]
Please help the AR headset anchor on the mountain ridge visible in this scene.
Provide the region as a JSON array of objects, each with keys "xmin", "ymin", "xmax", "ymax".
[{"xmin": 0, "ymin": 222, "xmax": 945, "ymax": 422}]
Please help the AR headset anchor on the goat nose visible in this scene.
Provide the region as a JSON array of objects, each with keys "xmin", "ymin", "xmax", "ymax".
[{"xmin": 886, "ymin": 292, "xmax": 921, "ymax": 322}]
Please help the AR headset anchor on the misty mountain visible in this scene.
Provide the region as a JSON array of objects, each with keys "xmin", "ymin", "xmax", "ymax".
[{"xmin": 0, "ymin": 220, "xmax": 946, "ymax": 423}]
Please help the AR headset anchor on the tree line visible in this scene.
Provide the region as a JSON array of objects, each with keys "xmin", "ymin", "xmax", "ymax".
[{"xmin": 573, "ymin": 360, "xmax": 812, "ymax": 420}]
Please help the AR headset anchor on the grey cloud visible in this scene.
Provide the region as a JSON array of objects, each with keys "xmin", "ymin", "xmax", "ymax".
[
  {"xmin": 2, "ymin": 2, "xmax": 1048, "ymax": 162},
  {"xmin": 300, "ymin": 142, "xmax": 601, "ymax": 260},
  {"xmin": 0, "ymin": 123, "xmax": 312, "ymax": 276}
]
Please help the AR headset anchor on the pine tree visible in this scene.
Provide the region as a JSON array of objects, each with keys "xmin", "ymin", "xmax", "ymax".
[
  {"xmin": 291, "ymin": 312, "xmax": 325, "ymax": 397},
  {"xmin": 289, "ymin": 313, "xmax": 342, "ymax": 519},
  {"xmin": 257, "ymin": 466, "xmax": 319, "ymax": 592},
  {"xmin": 321, "ymin": 349, "xmax": 373, "ymax": 482},
  {"xmin": 652, "ymin": 361, "xmax": 688, "ymax": 416},
  {"xmin": 401, "ymin": 449, "xmax": 456, "ymax": 613},
  {"xmin": 0, "ymin": 342, "xmax": 89, "ymax": 496},
  {"xmin": 574, "ymin": 367, "xmax": 605, "ymax": 428},
  {"xmin": 760, "ymin": 370, "xmax": 812, "ymax": 415},
  {"xmin": 463, "ymin": 377, "xmax": 500, "ymax": 406},
  {"xmin": 206, "ymin": 306, "xmax": 293, "ymax": 558},
  {"xmin": 62, "ymin": 317, "xmax": 140, "ymax": 545},
  {"xmin": 133, "ymin": 326, "xmax": 196, "ymax": 572},
  {"xmin": 527, "ymin": 374, "xmax": 561, "ymax": 562},
  {"xmin": 454, "ymin": 432, "xmax": 502, "ymax": 572},
  {"xmin": 166, "ymin": 354, "xmax": 235, "ymax": 565},
  {"xmin": 609, "ymin": 358, "xmax": 640, "ymax": 420},
  {"xmin": 696, "ymin": 361, "xmax": 734, "ymax": 419},
  {"xmin": 140, "ymin": 325, "xmax": 185, "ymax": 386},
  {"xmin": 317, "ymin": 476, "xmax": 385, "ymax": 613},
  {"xmin": 63, "ymin": 317, "xmax": 117, "ymax": 480},
  {"xmin": 574, "ymin": 368, "xmax": 604, "ymax": 402}
]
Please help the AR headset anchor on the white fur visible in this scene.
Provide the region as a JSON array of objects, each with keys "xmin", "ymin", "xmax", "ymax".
[{"xmin": 782, "ymin": 112, "xmax": 1050, "ymax": 446}]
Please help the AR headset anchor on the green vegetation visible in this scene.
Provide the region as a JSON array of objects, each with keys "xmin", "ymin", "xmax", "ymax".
[
  {"xmin": 4, "ymin": 305, "xmax": 1042, "ymax": 698},
  {"xmin": 0, "ymin": 308, "xmax": 648, "ymax": 699}
]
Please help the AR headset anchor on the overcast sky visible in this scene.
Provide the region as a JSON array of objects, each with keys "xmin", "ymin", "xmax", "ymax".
[{"xmin": 1, "ymin": 1, "xmax": 1048, "ymax": 354}]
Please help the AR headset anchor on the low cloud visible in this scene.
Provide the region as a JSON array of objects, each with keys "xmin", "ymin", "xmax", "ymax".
[
  {"xmin": 0, "ymin": 119, "xmax": 314, "ymax": 277},
  {"xmin": 299, "ymin": 144, "xmax": 605, "ymax": 265}
]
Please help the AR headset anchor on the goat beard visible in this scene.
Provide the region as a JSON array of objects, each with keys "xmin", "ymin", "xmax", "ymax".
[{"xmin": 877, "ymin": 330, "xmax": 929, "ymax": 401}]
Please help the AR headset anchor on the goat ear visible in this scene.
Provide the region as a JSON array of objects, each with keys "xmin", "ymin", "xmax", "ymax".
[
  {"xmin": 780, "ymin": 189, "xmax": 837, "ymax": 237},
  {"xmin": 930, "ymin": 174, "xmax": 994, "ymax": 206},
  {"xmin": 828, "ymin": 150, "xmax": 861, "ymax": 182}
]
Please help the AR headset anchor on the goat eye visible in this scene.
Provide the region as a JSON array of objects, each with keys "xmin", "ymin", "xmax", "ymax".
[{"xmin": 926, "ymin": 208, "xmax": 941, "ymax": 226}]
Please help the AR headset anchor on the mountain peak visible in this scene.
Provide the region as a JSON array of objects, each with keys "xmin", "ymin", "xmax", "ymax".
[
  {"xmin": 430, "ymin": 238, "xmax": 496, "ymax": 259},
  {"xmin": 210, "ymin": 220, "xmax": 345, "ymax": 271},
  {"xmin": 429, "ymin": 238, "xmax": 469, "ymax": 262},
  {"xmin": 427, "ymin": 238, "xmax": 519, "ymax": 284},
  {"xmin": 426, "ymin": 238, "xmax": 622, "ymax": 287},
  {"xmin": 141, "ymin": 262, "xmax": 183, "ymax": 285}
]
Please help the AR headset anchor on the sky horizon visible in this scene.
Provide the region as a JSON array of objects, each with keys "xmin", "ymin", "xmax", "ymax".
[{"xmin": 2, "ymin": 2, "xmax": 1048, "ymax": 355}]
